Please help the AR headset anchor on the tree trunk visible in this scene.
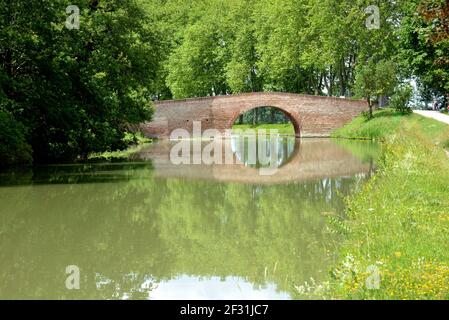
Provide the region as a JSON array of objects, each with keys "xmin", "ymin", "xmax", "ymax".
[
  {"xmin": 253, "ymin": 108, "xmax": 259, "ymax": 125},
  {"xmin": 368, "ymin": 98, "xmax": 373, "ymax": 119},
  {"xmin": 339, "ymin": 69, "xmax": 346, "ymax": 96},
  {"xmin": 316, "ymin": 72, "xmax": 323, "ymax": 95}
]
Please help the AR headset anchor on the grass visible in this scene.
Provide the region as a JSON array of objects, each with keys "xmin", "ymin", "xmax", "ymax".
[
  {"xmin": 321, "ymin": 109, "xmax": 449, "ymax": 299},
  {"xmin": 232, "ymin": 123, "xmax": 295, "ymax": 135},
  {"xmin": 333, "ymin": 109, "xmax": 449, "ymax": 147},
  {"xmin": 332, "ymin": 109, "xmax": 408, "ymax": 140},
  {"xmin": 88, "ymin": 132, "xmax": 152, "ymax": 161}
]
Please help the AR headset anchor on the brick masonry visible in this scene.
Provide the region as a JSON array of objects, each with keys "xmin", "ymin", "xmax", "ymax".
[{"xmin": 140, "ymin": 92, "xmax": 368, "ymax": 138}]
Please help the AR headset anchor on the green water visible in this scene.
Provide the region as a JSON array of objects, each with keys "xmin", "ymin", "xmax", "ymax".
[{"xmin": 0, "ymin": 138, "xmax": 380, "ymax": 300}]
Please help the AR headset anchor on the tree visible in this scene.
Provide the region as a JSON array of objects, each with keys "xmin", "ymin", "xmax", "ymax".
[
  {"xmin": 225, "ymin": 0, "xmax": 262, "ymax": 93},
  {"xmin": 354, "ymin": 59, "xmax": 397, "ymax": 118},
  {"xmin": 253, "ymin": 0, "xmax": 310, "ymax": 93},
  {"xmin": 0, "ymin": 109, "xmax": 32, "ymax": 166},
  {"xmin": 0, "ymin": 0, "xmax": 160, "ymax": 163},
  {"xmin": 165, "ymin": 1, "xmax": 231, "ymax": 98},
  {"xmin": 398, "ymin": 0, "xmax": 449, "ymax": 101}
]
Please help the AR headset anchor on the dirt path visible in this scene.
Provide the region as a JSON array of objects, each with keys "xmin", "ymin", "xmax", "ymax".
[{"xmin": 413, "ymin": 110, "xmax": 449, "ymax": 125}]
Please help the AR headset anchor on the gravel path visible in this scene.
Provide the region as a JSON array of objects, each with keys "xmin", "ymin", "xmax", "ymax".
[{"xmin": 413, "ymin": 110, "xmax": 449, "ymax": 125}]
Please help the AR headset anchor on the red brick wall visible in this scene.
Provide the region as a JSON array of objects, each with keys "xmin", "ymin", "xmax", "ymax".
[{"xmin": 140, "ymin": 92, "xmax": 368, "ymax": 138}]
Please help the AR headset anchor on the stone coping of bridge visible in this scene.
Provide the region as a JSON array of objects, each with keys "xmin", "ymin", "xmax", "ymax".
[{"xmin": 153, "ymin": 92, "xmax": 367, "ymax": 105}]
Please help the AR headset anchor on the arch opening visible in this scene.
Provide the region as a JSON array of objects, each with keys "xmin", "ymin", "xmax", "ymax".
[
  {"xmin": 230, "ymin": 106, "xmax": 300, "ymax": 137},
  {"xmin": 229, "ymin": 106, "xmax": 301, "ymax": 170}
]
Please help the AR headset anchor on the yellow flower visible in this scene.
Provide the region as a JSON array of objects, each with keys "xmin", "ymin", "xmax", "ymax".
[{"xmin": 394, "ymin": 252, "xmax": 402, "ymax": 258}]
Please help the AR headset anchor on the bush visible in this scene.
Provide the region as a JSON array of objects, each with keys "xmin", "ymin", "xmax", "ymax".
[
  {"xmin": 390, "ymin": 85, "xmax": 413, "ymax": 114},
  {"xmin": 0, "ymin": 110, "xmax": 32, "ymax": 167}
]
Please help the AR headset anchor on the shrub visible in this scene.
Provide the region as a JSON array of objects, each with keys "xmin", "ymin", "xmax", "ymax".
[{"xmin": 390, "ymin": 85, "xmax": 413, "ymax": 114}]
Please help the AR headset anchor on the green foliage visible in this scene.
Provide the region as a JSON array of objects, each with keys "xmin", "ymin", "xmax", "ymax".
[
  {"xmin": 0, "ymin": 109, "xmax": 32, "ymax": 167},
  {"xmin": 234, "ymin": 106, "xmax": 291, "ymax": 125},
  {"xmin": 398, "ymin": 0, "xmax": 449, "ymax": 97},
  {"xmin": 354, "ymin": 59, "xmax": 397, "ymax": 118},
  {"xmin": 165, "ymin": 3, "xmax": 230, "ymax": 98},
  {"xmin": 88, "ymin": 132, "xmax": 152, "ymax": 161},
  {"xmin": 0, "ymin": 0, "xmax": 159, "ymax": 164},
  {"xmin": 160, "ymin": 0, "xmax": 404, "ymax": 98},
  {"xmin": 390, "ymin": 85, "xmax": 414, "ymax": 114}
]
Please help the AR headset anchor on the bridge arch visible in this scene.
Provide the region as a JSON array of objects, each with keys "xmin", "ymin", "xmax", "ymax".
[{"xmin": 227, "ymin": 105, "xmax": 301, "ymax": 137}]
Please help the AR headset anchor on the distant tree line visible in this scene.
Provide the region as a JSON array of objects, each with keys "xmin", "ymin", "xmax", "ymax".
[
  {"xmin": 235, "ymin": 107, "xmax": 290, "ymax": 125},
  {"xmin": 1, "ymin": 0, "xmax": 447, "ymax": 166}
]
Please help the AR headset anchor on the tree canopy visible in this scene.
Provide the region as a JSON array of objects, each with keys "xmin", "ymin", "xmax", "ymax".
[{"xmin": 1, "ymin": 0, "xmax": 160, "ymax": 164}]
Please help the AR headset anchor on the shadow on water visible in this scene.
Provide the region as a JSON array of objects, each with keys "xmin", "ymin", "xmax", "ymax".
[
  {"xmin": 0, "ymin": 137, "xmax": 380, "ymax": 299},
  {"xmin": 0, "ymin": 162, "xmax": 155, "ymax": 186}
]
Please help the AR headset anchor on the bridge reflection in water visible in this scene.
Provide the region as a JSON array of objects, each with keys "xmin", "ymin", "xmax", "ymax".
[{"xmin": 131, "ymin": 137, "xmax": 377, "ymax": 184}]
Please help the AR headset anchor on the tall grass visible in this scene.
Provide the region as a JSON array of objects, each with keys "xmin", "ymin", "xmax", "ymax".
[{"xmin": 327, "ymin": 109, "xmax": 449, "ymax": 299}]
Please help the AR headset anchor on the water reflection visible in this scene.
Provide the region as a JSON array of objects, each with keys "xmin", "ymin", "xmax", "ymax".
[
  {"xmin": 148, "ymin": 276, "xmax": 290, "ymax": 300},
  {"xmin": 231, "ymin": 135, "xmax": 298, "ymax": 168},
  {"xmin": 133, "ymin": 137, "xmax": 380, "ymax": 184},
  {"xmin": 0, "ymin": 138, "xmax": 380, "ymax": 300}
]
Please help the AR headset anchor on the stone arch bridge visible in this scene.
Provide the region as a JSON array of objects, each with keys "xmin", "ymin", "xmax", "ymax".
[{"xmin": 140, "ymin": 92, "xmax": 368, "ymax": 138}]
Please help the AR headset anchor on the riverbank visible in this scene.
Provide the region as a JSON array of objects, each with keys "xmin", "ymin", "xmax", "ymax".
[{"xmin": 328, "ymin": 109, "xmax": 449, "ymax": 299}]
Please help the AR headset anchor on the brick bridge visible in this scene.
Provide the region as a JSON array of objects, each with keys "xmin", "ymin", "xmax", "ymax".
[{"xmin": 140, "ymin": 92, "xmax": 368, "ymax": 138}]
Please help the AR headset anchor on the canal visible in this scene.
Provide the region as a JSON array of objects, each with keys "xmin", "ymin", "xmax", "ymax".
[{"xmin": 0, "ymin": 137, "xmax": 380, "ymax": 299}]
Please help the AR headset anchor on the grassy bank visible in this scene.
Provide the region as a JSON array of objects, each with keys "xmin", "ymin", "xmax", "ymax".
[
  {"xmin": 327, "ymin": 109, "xmax": 449, "ymax": 299},
  {"xmin": 232, "ymin": 123, "xmax": 295, "ymax": 135},
  {"xmin": 88, "ymin": 133, "xmax": 152, "ymax": 161}
]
